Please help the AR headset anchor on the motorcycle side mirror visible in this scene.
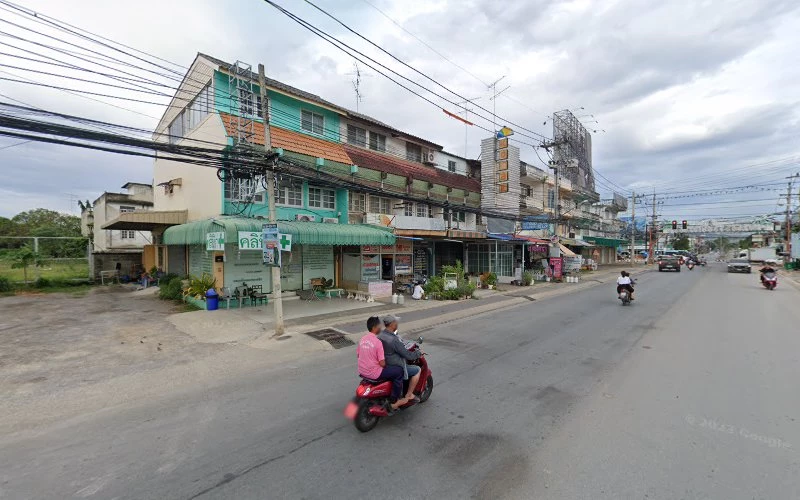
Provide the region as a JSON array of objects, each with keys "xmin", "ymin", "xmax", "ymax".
[{"xmin": 417, "ymin": 336, "xmax": 424, "ymax": 344}]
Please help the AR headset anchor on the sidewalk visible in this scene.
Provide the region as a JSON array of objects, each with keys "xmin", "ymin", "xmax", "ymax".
[{"xmin": 167, "ymin": 264, "xmax": 651, "ymax": 355}]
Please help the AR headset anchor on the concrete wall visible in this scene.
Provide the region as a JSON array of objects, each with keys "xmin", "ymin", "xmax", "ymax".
[
  {"xmin": 153, "ymin": 113, "xmax": 227, "ymax": 221},
  {"xmin": 434, "ymin": 151, "xmax": 468, "ymax": 176}
]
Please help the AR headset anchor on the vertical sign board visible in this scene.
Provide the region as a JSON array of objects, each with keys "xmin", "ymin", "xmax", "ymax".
[
  {"xmin": 262, "ymin": 223, "xmax": 280, "ymax": 267},
  {"xmin": 550, "ymin": 257, "xmax": 563, "ymax": 279},
  {"xmin": 496, "ymin": 137, "xmax": 509, "ymax": 194},
  {"xmin": 206, "ymin": 232, "xmax": 225, "ymax": 251}
]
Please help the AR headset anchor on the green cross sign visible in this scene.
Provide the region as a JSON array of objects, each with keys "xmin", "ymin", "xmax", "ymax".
[{"xmin": 279, "ymin": 233, "xmax": 292, "ymax": 252}]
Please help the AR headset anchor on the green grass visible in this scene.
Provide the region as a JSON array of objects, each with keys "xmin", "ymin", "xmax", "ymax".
[{"xmin": 0, "ymin": 259, "xmax": 89, "ymax": 282}]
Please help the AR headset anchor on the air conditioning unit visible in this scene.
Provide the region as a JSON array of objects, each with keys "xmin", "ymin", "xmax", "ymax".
[
  {"xmin": 424, "ymin": 151, "xmax": 436, "ymax": 165},
  {"xmin": 322, "ymin": 217, "xmax": 339, "ymax": 224},
  {"xmin": 295, "ymin": 214, "xmax": 316, "ymax": 222}
]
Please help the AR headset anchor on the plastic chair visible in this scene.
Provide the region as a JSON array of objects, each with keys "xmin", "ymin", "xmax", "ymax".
[{"xmin": 219, "ymin": 287, "xmax": 237, "ymax": 309}]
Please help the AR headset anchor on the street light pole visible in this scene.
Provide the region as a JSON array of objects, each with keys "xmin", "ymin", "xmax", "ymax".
[{"xmin": 259, "ymin": 64, "xmax": 284, "ymax": 336}]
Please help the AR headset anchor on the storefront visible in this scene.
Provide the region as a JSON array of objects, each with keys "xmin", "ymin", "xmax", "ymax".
[
  {"xmin": 340, "ymin": 240, "xmax": 414, "ymax": 292},
  {"xmin": 163, "ymin": 217, "xmax": 395, "ymax": 293},
  {"xmin": 580, "ymin": 236, "xmax": 627, "ymax": 264},
  {"xmin": 467, "ymin": 235, "xmax": 525, "ymax": 283}
]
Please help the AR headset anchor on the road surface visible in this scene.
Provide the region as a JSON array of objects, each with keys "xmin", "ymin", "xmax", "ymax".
[{"xmin": 1, "ymin": 264, "xmax": 798, "ymax": 499}]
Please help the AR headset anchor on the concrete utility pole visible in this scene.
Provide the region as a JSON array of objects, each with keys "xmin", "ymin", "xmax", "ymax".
[
  {"xmin": 259, "ymin": 64, "xmax": 284, "ymax": 336},
  {"xmin": 630, "ymin": 191, "xmax": 636, "ymax": 264},
  {"xmin": 649, "ymin": 190, "xmax": 657, "ymax": 264}
]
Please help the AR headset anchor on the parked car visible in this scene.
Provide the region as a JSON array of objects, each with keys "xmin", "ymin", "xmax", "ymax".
[
  {"xmin": 658, "ymin": 255, "xmax": 681, "ymax": 272},
  {"xmin": 727, "ymin": 258, "xmax": 752, "ymax": 273}
]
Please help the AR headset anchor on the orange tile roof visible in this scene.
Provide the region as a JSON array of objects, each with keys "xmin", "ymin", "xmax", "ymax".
[{"xmin": 219, "ymin": 113, "xmax": 352, "ymax": 165}]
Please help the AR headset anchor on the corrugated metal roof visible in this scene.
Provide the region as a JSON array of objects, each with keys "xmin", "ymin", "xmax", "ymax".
[
  {"xmin": 163, "ymin": 217, "xmax": 395, "ymax": 246},
  {"xmin": 344, "ymin": 144, "xmax": 481, "ymax": 193}
]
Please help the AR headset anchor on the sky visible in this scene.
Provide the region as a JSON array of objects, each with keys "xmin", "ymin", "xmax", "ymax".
[{"xmin": 0, "ymin": 0, "xmax": 798, "ymax": 221}]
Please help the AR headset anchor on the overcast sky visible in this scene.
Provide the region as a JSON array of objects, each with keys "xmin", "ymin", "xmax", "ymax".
[{"xmin": 0, "ymin": 0, "xmax": 798, "ymax": 220}]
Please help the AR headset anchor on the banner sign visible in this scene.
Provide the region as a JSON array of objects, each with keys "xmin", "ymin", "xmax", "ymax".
[
  {"xmin": 262, "ymin": 223, "xmax": 280, "ymax": 267},
  {"xmin": 551, "ymin": 257, "xmax": 563, "ymax": 279},
  {"xmin": 206, "ymin": 232, "xmax": 225, "ymax": 251},
  {"xmin": 238, "ymin": 231, "xmax": 261, "ymax": 250},
  {"xmin": 278, "ymin": 233, "xmax": 292, "ymax": 252}
]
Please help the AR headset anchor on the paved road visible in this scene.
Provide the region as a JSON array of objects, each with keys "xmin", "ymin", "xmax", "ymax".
[{"xmin": 1, "ymin": 265, "xmax": 797, "ymax": 499}]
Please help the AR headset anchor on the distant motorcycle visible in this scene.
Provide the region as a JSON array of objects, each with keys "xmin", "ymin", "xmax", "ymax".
[
  {"xmin": 687, "ymin": 261, "xmax": 695, "ymax": 270},
  {"xmin": 618, "ymin": 279, "xmax": 636, "ymax": 306},
  {"xmin": 761, "ymin": 272, "xmax": 778, "ymax": 290}
]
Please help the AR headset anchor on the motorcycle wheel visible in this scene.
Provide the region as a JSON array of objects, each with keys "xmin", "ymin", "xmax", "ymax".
[
  {"xmin": 419, "ymin": 375, "xmax": 434, "ymax": 403},
  {"xmin": 353, "ymin": 402, "xmax": 379, "ymax": 433}
]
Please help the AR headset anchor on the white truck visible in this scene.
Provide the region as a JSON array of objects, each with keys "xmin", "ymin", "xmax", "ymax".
[{"xmin": 738, "ymin": 247, "xmax": 779, "ymax": 263}]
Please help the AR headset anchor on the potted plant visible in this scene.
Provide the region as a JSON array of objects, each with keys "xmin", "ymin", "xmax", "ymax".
[
  {"xmin": 485, "ymin": 272, "xmax": 498, "ymax": 289},
  {"xmin": 522, "ymin": 270, "xmax": 533, "ymax": 286}
]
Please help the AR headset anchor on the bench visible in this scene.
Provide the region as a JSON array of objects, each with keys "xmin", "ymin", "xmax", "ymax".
[
  {"xmin": 321, "ymin": 288, "xmax": 345, "ymax": 299},
  {"xmin": 346, "ymin": 289, "xmax": 375, "ymax": 302}
]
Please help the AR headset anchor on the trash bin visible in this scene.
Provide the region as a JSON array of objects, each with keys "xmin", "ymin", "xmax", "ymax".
[{"xmin": 205, "ymin": 288, "xmax": 219, "ymax": 311}]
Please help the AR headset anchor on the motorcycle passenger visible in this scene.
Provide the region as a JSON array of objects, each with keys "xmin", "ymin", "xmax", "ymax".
[
  {"xmin": 616, "ymin": 271, "xmax": 634, "ymax": 300},
  {"xmin": 378, "ymin": 315, "xmax": 421, "ymax": 404},
  {"xmin": 357, "ymin": 316, "xmax": 407, "ymax": 411},
  {"xmin": 759, "ymin": 261, "xmax": 777, "ymax": 282}
]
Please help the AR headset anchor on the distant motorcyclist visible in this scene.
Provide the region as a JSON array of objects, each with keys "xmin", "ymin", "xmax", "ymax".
[
  {"xmin": 759, "ymin": 261, "xmax": 777, "ymax": 282},
  {"xmin": 616, "ymin": 271, "xmax": 634, "ymax": 300}
]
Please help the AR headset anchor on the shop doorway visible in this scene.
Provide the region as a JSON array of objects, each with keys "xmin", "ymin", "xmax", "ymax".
[
  {"xmin": 213, "ymin": 252, "xmax": 224, "ymax": 291},
  {"xmin": 381, "ymin": 256, "xmax": 394, "ymax": 280}
]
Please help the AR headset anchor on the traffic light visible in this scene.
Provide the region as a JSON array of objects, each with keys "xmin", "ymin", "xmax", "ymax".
[
  {"xmin": 672, "ymin": 220, "xmax": 677, "ymax": 230},
  {"xmin": 682, "ymin": 220, "xmax": 688, "ymax": 229}
]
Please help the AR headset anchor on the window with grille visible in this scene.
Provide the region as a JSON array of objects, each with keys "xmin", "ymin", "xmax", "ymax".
[
  {"xmin": 448, "ymin": 160, "xmax": 456, "ymax": 172},
  {"xmin": 453, "ymin": 211, "xmax": 467, "ymax": 223},
  {"xmin": 168, "ymin": 83, "xmax": 211, "ymax": 144},
  {"xmin": 416, "ymin": 203, "xmax": 429, "ymax": 218},
  {"xmin": 301, "ymin": 110, "xmax": 324, "ymax": 135},
  {"xmin": 119, "ymin": 206, "xmax": 136, "ymax": 213},
  {"xmin": 406, "ymin": 142, "xmax": 422, "ymax": 162},
  {"xmin": 275, "ymin": 177, "xmax": 302, "ymax": 206},
  {"xmin": 238, "ymin": 88, "xmax": 254, "ymax": 117},
  {"xmin": 369, "ymin": 132, "xmax": 386, "ymax": 152},
  {"xmin": 121, "ymin": 230, "xmax": 136, "ymax": 239},
  {"xmin": 349, "ymin": 192, "xmax": 366, "ymax": 213},
  {"xmin": 548, "ymin": 189, "xmax": 556, "ymax": 208},
  {"xmin": 369, "ymin": 196, "xmax": 391, "ymax": 214},
  {"xmin": 225, "ymin": 178, "xmax": 265, "ymax": 203},
  {"xmin": 309, "ymin": 187, "xmax": 336, "ymax": 209},
  {"xmin": 404, "ymin": 202, "xmax": 414, "ymax": 216},
  {"xmin": 347, "ymin": 125, "xmax": 366, "ymax": 147}
]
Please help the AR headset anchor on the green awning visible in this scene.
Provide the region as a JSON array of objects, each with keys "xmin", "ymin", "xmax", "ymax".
[
  {"xmin": 582, "ymin": 236, "xmax": 627, "ymax": 248},
  {"xmin": 163, "ymin": 217, "xmax": 395, "ymax": 246}
]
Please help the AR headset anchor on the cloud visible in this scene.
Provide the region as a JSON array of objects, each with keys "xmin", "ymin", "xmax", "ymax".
[{"xmin": 0, "ymin": 0, "xmax": 798, "ymax": 222}]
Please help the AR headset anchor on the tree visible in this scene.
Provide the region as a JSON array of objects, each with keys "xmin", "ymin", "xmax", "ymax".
[
  {"xmin": 673, "ymin": 234, "xmax": 690, "ymax": 250},
  {"xmin": 10, "ymin": 245, "xmax": 43, "ymax": 284},
  {"xmin": 739, "ymin": 236, "xmax": 753, "ymax": 250},
  {"xmin": 4, "ymin": 209, "xmax": 84, "ymax": 258}
]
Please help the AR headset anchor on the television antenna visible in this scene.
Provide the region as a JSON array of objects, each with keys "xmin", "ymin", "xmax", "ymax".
[{"xmin": 346, "ymin": 61, "xmax": 373, "ymax": 112}]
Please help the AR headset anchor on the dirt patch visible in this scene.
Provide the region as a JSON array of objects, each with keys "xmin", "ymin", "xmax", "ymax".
[{"xmin": 0, "ymin": 286, "xmax": 222, "ymax": 402}]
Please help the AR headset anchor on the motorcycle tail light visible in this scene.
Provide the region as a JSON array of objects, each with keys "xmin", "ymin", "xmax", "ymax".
[{"xmin": 356, "ymin": 384, "xmax": 369, "ymax": 397}]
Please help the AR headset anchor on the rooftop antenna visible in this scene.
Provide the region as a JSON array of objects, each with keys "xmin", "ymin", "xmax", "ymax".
[
  {"xmin": 487, "ymin": 75, "xmax": 508, "ymax": 132},
  {"xmin": 346, "ymin": 61, "xmax": 372, "ymax": 112}
]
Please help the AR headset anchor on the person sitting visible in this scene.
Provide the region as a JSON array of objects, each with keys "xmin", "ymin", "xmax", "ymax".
[
  {"xmin": 616, "ymin": 271, "xmax": 634, "ymax": 300},
  {"xmin": 357, "ymin": 316, "xmax": 407, "ymax": 412},
  {"xmin": 411, "ymin": 282, "xmax": 425, "ymax": 300},
  {"xmin": 378, "ymin": 315, "xmax": 421, "ymax": 404}
]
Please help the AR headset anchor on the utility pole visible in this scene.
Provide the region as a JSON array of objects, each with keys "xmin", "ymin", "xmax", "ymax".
[
  {"xmin": 630, "ymin": 191, "xmax": 636, "ymax": 264},
  {"xmin": 649, "ymin": 190, "xmax": 657, "ymax": 264},
  {"xmin": 259, "ymin": 64, "xmax": 284, "ymax": 337},
  {"xmin": 783, "ymin": 174, "xmax": 800, "ymax": 260}
]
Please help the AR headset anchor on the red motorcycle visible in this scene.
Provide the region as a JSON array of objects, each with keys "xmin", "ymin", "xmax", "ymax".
[
  {"xmin": 344, "ymin": 336, "xmax": 433, "ymax": 432},
  {"xmin": 761, "ymin": 271, "xmax": 778, "ymax": 290}
]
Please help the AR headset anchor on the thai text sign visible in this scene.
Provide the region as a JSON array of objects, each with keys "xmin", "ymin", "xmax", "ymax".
[
  {"xmin": 206, "ymin": 232, "xmax": 225, "ymax": 251},
  {"xmin": 238, "ymin": 231, "xmax": 261, "ymax": 250}
]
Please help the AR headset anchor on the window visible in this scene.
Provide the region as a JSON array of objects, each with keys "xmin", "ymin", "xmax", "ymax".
[
  {"xmin": 416, "ymin": 203, "xmax": 429, "ymax": 218},
  {"xmin": 119, "ymin": 206, "xmax": 136, "ymax": 213},
  {"xmin": 120, "ymin": 230, "xmax": 136, "ymax": 239},
  {"xmin": 369, "ymin": 196, "xmax": 391, "ymax": 214},
  {"xmin": 275, "ymin": 177, "xmax": 302, "ymax": 206},
  {"xmin": 238, "ymin": 88, "xmax": 254, "ymax": 117},
  {"xmin": 467, "ymin": 243, "xmax": 513, "ymax": 276},
  {"xmin": 369, "ymin": 132, "xmax": 386, "ymax": 152},
  {"xmin": 448, "ymin": 160, "xmax": 457, "ymax": 173},
  {"xmin": 347, "ymin": 125, "xmax": 366, "ymax": 147},
  {"xmin": 404, "ymin": 202, "xmax": 414, "ymax": 217},
  {"xmin": 452, "ymin": 211, "xmax": 467, "ymax": 223},
  {"xmin": 225, "ymin": 178, "xmax": 265, "ymax": 203},
  {"xmin": 547, "ymin": 189, "xmax": 556, "ymax": 209},
  {"xmin": 349, "ymin": 192, "xmax": 366, "ymax": 213},
  {"xmin": 301, "ymin": 110, "xmax": 324, "ymax": 135},
  {"xmin": 406, "ymin": 142, "xmax": 422, "ymax": 162},
  {"xmin": 168, "ymin": 83, "xmax": 211, "ymax": 144},
  {"xmin": 309, "ymin": 187, "xmax": 336, "ymax": 209},
  {"xmin": 523, "ymin": 186, "xmax": 532, "ymax": 197}
]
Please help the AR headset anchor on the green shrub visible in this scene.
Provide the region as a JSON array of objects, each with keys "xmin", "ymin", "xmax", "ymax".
[
  {"xmin": 522, "ymin": 271, "xmax": 533, "ymax": 286},
  {"xmin": 159, "ymin": 277, "xmax": 184, "ymax": 301},
  {"xmin": 423, "ymin": 276, "xmax": 445, "ymax": 296},
  {"xmin": 0, "ymin": 275, "xmax": 12, "ymax": 293},
  {"xmin": 185, "ymin": 273, "xmax": 215, "ymax": 299},
  {"xmin": 34, "ymin": 277, "xmax": 51, "ymax": 288},
  {"xmin": 484, "ymin": 272, "xmax": 498, "ymax": 286}
]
